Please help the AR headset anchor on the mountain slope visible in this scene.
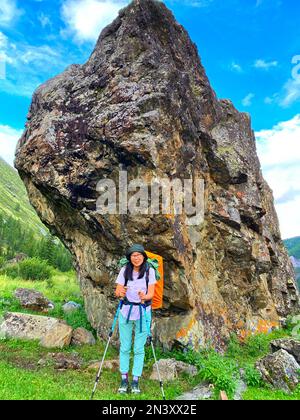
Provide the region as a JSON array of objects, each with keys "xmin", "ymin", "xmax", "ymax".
[
  {"xmin": 284, "ymin": 236, "xmax": 300, "ymax": 260},
  {"xmin": 0, "ymin": 156, "xmax": 47, "ymax": 236},
  {"xmin": 284, "ymin": 237, "xmax": 300, "ymax": 291},
  {"xmin": 0, "ymin": 156, "xmax": 73, "ymax": 271}
]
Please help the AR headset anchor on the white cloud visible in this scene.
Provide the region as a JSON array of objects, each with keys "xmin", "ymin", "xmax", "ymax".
[
  {"xmin": 0, "ymin": 31, "xmax": 8, "ymax": 80},
  {"xmin": 0, "ymin": 0, "xmax": 23, "ymax": 27},
  {"xmin": 60, "ymin": 0, "xmax": 128, "ymax": 43},
  {"xmin": 17, "ymin": 44, "xmax": 60, "ymax": 65},
  {"xmin": 38, "ymin": 13, "xmax": 52, "ymax": 28},
  {"xmin": 255, "ymin": 115, "xmax": 300, "ymax": 239},
  {"xmin": 275, "ymin": 196, "xmax": 300, "ymax": 240},
  {"xmin": 255, "ymin": 0, "xmax": 282, "ymax": 7},
  {"xmin": 242, "ymin": 93, "xmax": 255, "ymax": 107},
  {"xmin": 0, "ymin": 30, "xmax": 8, "ymax": 48},
  {"xmin": 0, "ymin": 124, "xmax": 23, "ymax": 167},
  {"xmin": 230, "ymin": 61, "xmax": 243, "ymax": 73},
  {"xmin": 264, "ymin": 97, "xmax": 273, "ymax": 104},
  {"xmin": 254, "ymin": 59, "xmax": 278, "ymax": 70},
  {"xmin": 175, "ymin": 0, "xmax": 214, "ymax": 6},
  {"xmin": 267, "ymin": 57, "xmax": 300, "ymax": 108},
  {"xmin": 0, "ymin": 35, "xmax": 66, "ymax": 97},
  {"xmin": 264, "ymin": 94, "xmax": 279, "ymax": 104},
  {"xmin": 255, "ymin": 115, "xmax": 300, "ymax": 168}
]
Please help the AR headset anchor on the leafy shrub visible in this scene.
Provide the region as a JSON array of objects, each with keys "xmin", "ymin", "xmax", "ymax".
[
  {"xmin": 0, "ymin": 263, "xmax": 20, "ymax": 278},
  {"xmin": 1, "ymin": 257, "xmax": 53, "ymax": 281},
  {"xmin": 145, "ymin": 344, "xmax": 239, "ymax": 399},
  {"xmin": 64, "ymin": 306, "xmax": 95, "ymax": 333},
  {"xmin": 243, "ymin": 366, "xmax": 263, "ymax": 387},
  {"xmin": 243, "ymin": 334, "xmax": 270, "ymax": 358},
  {"xmin": 226, "ymin": 333, "xmax": 243, "ymax": 358},
  {"xmin": 197, "ymin": 351, "xmax": 239, "ymax": 399}
]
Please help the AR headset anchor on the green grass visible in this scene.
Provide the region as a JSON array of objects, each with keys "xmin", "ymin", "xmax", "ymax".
[
  {"xmin": 243, "ymin": 385, "xmax": 300, "ymax": 400},
  {"xmin": 0, "ymin": 271, "xmax": 204, "ymax": 400},
  {"xmin": 0, "ymin": 359, "xmax": 199, "ymax": 400},
  {"xmin": 150, "ymin": 330, "xmax": 299, "ymax": 400},
  {"xmin": 0, "ymin": 270, "xmax": 300, "ymax": 400},
  {"xmin": 1, "ymin": 333, "xmax": 299, "ymax": 400},
  {"xmin": 226, "ymin": 329, "xmax": 291, "ymax": 363},
  {"xmin": 0, "ymin": 338, "xmax": 202, "ymax": 400},
  {"xmin": 0, "ymin": 270, "xmax": 80, "ymax": 307},
  {"xmin": 0, "ymin": 271, "xmax": 94, "ymax": 333}
]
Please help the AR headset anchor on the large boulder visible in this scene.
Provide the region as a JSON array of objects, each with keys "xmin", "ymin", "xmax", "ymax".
[
  {"xmin": 87, "ymin": 359, "xmax": 119, "ymax": 371},
  {"xmin": 38, "ymin": 352, "xmax": 83, "ymax": 370},
  {"xmin": 270, "ymin": 338, "xmax": 300, "ymax": 364},
  {"xmin": 62, "ymin": 301, "xmax": 82, "ymax": 313},
  {"xmin": 14, "ymin": 288, "xmax": 53, "ymax": 312},
  {"xmin": 6, "ymin": 253, "xmax": 28, "ymax": 265},
  {"xmin": 0, "ymin": 312, "xmax": 72, "ymax": 348},
  {"xmin": 150, "ymin": 358, "xmax": 197, "ymax": 381},
  {"xmin": 40, "ymin": 323, "xmax": 73, "ymax": 348},
  {"xmin": 255, "ymin": 349, "xmax": 300, "ymax": 393},
  {"xmin": 71, "ymin": 327, "xmax": 96, "ymax": 346},
  {"xmin": 175, "ymin": 384, "xmax": 213, "ymax": 400},
  {"xmin": 14, "ymin": 0, "xmax": 300, "ymax": 350}
]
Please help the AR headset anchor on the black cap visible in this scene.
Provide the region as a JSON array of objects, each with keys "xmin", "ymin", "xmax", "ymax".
[{"xmin": 126, "ymin": 244, "xmax": 148, "ymax": 261}]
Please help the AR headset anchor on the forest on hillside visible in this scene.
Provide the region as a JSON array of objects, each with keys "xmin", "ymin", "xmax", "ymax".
[{"xmin": 0, "ymin": 211, "xmax": 73, "ymax": 272}]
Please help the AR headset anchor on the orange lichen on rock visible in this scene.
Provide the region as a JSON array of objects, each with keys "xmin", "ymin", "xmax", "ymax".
[
  {"xmin": 236, "ymin": 191, "xmax": 245, "ymax": 199},
  {"xmin": 176, "ymin": 318, "xmax": 196, "ymax": 340},
  {"xmin": 236, "ymin": 320, "xmax": 245, "ymax": 329},
  {"xmin": 256, "ymin": 319, "xmax": 279, "ymax": 334},
  {"xmin": 238, "ymin": 319, "xmax": 279, "ymax": 341}
]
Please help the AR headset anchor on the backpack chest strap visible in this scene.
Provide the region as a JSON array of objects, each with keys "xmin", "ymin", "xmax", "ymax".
[
  {"xmin": 122, "ymin": 297, "xmax": 152, "ymax": 307},
  {"xmin": 122, "ymin": 298, "xmax": 151, "ymax": 333}
]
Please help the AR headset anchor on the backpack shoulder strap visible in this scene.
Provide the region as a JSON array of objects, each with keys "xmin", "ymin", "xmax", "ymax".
[
  {"xmin": 146, "ymin": 258, "xmax": 161, "ymax": 280},
  {"xmin": 118, "ymin": 258, "xmax": 129, "ymax": 287},
  {"xmin": 122, "ymin": 263, "xmax": 129, "ymax": 288},
  {"xmin": 146, "ymin": 262, "xmax": 150, "ymax": 293}
]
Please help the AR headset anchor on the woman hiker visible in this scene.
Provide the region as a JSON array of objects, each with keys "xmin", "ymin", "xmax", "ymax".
[{"xmin": 115, "ymin": 244, "xmax": 157, "ymax": 394}]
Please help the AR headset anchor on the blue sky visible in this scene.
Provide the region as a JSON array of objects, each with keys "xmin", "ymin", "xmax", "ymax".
[{"xmin": 0, "ymin": 0, "xmax": 299, "ymax": 239}]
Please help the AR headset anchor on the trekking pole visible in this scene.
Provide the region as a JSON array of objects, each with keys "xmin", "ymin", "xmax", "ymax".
[
  {"xmin": 141, "ymin": 303, "xmax": 166, "ymax": 400},
  {"xmin": 90, "ymin": 298, "xmax": 123, "ymax": 400}
]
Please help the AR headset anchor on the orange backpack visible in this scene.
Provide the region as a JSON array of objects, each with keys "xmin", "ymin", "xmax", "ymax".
[{"xmin": 145, "ymin": 251, "xmax": 164, "ymax": 310}]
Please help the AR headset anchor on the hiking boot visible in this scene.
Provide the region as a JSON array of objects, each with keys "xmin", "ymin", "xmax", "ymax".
[
  {"xmin": 131, "ymin": 380, "xmax": 141, "ymax": 394},
  {"xmin": 118, "ymin": 378, "xmax": 129, "ymax": 394}
]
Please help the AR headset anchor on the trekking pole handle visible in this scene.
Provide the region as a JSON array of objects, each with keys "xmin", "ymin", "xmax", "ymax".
[
  {"xmin": 138, "ymin": 290, "xmax": 146, "ymax": 304},
  {"xmin": 119, "ymin": 286, "xmax": 127, "ymax": 299}
]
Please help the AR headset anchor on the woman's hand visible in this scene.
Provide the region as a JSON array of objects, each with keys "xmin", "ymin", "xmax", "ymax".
[
  {"xmin": 115, "ymin": 285, "xmax": 127, "ymax": 298},
  {"xmin": 138, "ymin": 290, "xmax": 147, "ymax": 301},
  {"xmin": 138, "ymin": 285, "xmax": 155, "ymax": 302}
]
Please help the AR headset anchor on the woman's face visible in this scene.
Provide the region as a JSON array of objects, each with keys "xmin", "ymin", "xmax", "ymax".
[{"xmin": 130, "ymin": 252, "xmax": 144, "ymax": 269}]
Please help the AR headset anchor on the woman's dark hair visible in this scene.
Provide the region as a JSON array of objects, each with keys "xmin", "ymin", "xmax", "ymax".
[{"xmin": 124, "ymin": 258, "xmax": 148, "ymax": 282}]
